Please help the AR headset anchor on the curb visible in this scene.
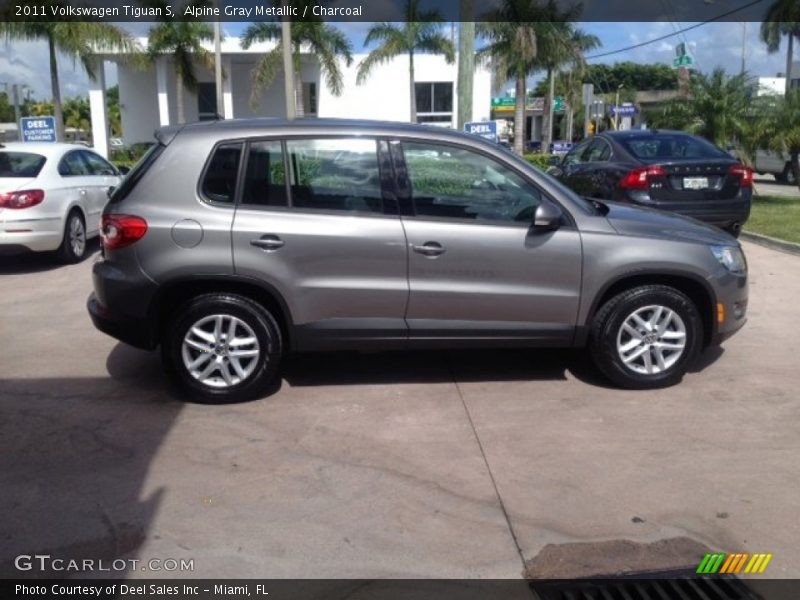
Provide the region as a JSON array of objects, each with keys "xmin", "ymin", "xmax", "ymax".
[{"xmin": 740, "ymin": 231, "xmax": 800, "ymax": 257}]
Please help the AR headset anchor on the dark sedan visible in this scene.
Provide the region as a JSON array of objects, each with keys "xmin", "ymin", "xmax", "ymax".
[{"xmin": 547, "ymin": 129, "xmax": 752, "ymax": 236}]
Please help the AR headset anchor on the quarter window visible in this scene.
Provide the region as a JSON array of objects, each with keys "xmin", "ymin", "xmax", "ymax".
[
  {"xmin": 403, "ymin": 142, "xmax": 543, "ymax": 224},
  {"xmin": 285, "ymin": 138, "xmax": 383, "ymax": 214},
  {"xmin": 201, "ymin": 143, "xmax": 241, "ymax": 204},
  {"xmin": 81, "ymin": 151, "xmax": 118, "ymax": 176}
]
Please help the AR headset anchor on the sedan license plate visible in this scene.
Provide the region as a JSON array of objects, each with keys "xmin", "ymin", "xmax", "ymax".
[{"xmin": 684, "ymin": 176, "xmax": 709, "ymax": 190}]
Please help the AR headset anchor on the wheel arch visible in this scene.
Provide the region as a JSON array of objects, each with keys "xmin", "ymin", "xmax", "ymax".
[
  {"xmin": 149, "ymin": 275, "xmax": 294, "ymax": 352},
  {"xmin": 580, "ymin": 271, "xmax": 717, "ymax": 348}
]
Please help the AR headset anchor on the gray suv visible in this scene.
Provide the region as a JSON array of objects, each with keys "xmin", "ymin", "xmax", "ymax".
[{"xmin": 88, "ymin": 119, "xmax": 748, "ymax": 403}]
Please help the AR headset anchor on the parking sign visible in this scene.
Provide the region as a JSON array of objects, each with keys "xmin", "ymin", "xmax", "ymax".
[
  {"xmin": 20, "ymin": 116, "xmax": 57, "ymax": 143},
  {"xmin": 464, "ymin": 121, "xmax": 498, "ymax": 143}
]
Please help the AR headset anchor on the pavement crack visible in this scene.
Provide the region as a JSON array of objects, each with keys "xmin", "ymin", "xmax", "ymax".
[{"xmin": 446, "ymin": 355, "xmax": 529, "ymax": 574}]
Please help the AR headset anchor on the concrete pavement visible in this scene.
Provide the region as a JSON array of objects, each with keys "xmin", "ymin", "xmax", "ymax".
[{"xmin": 1, "ymin": 241, "xmax": 799, "ymax": 579}]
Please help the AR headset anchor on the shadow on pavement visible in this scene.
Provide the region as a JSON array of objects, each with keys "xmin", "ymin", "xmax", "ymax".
[
  {"xmin": 0, "ymin": 343, "xmax": 181, "ymax": 579},
  {"xmin": 0, "ymin": 240, "xmax": 100, "ymax": 275}
]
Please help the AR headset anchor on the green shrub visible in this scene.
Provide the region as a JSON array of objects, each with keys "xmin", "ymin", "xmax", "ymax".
[{"xmin": 523, "ymin": 153, "xmax": 557, "ymax": 171}]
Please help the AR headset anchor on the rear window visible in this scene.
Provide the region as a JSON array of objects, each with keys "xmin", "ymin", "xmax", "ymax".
[
  {"xmin": 620, "ymin": 135, "xmax": 729, "ymax": 161},
  {"xmin": 108, "ymin": 143, "xmax": 164, "ymax": 204},
  {"xmin": 0, "ymin": 151, "xmax": 46, "ymax": 178}
]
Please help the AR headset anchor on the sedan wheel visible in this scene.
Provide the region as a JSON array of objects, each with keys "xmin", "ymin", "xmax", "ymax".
[{"xmin": 57, "ymin": 211, "xmax": 87, "ymax": 263}]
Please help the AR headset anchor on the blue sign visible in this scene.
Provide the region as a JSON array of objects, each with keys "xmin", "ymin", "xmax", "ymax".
[
  {"xmin": 551, "ymin": 141, "xmax": 573, "ymax": 155},
  {"xmin": 20, "ymin": 116, "xmax": 57, "ymax": 143},
  {"xmin": 610, "ymin": 104, "xmax": 638, "ymax": 117},
  {"xmin": 464, "ymin": 121, "xmax": 498, "ymax": 143}
]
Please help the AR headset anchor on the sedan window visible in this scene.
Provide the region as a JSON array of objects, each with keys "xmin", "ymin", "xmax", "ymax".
[
  {"xmin": 81, "ymin": 151, "xmax": 118, "ymax": 176},
  {"xmin": 58, "ymin": 151, "xmax": 91, "ymax": 176},
  {"xmin": 621, "ymin": 134, "xmax": 729, "ymax": 161},
  {"xmin": 0, "ymin": 152, "xmax": 46, "ymax": 177}
]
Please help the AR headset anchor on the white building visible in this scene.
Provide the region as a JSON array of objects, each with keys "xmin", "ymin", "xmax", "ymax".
[{"xmin": 89, "ymin": 38, "xmax": 492, "ymax": 157}]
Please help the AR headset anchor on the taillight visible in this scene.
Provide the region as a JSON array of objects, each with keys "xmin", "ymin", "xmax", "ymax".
[
  {"xmin": 619, "ymin": 166, "xmax": 666, "ymax": 190},
  {"xmin": 0, "ymin": 189, "xmax": 45, "ymax": 209},
  {"xmin": 101, "ymin": 214, "xmax": 148, "ymax": 250},
  {"xmin": 729, "ymin": 164, "xmax": 753, "ymax": 188}
]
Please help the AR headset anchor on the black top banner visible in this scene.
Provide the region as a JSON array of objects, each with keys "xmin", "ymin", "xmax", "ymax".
[{"xmin": 0, "ymin": 0, "xmax": 777, "ymax": 22}]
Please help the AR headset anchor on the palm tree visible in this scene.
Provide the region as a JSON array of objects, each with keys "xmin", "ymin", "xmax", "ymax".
[
  {"xmin": 765, "ymin": 90, "xmax": 800, "ymax": 189},
  {"xmin": 242, "ymin": 8, "xmax": 353, "ymax": 115},
  {"xmin": 540, "ymin": 26, "xmax": 600, "ymax": 148},
  {"xmin": 760, "ymin": 0, "xmax": 800, "ymax": 96},
  {"xmin": 477, "ymin": 0, "xmax": 580, "ymax": 155},
  {"xmin": 649, "ymin": 68, "xmax": 751, "ymax": 148},
  {"xmin": 357, "ymin": 0, "xmax": 455, "ymax": 123},
  {"xmin": 0, "ymin": 16, "xmax": 137, "ymax": 141},
  {"xmin": 146, "ymin": 0, "xmax": 215, "ymax": 125}
]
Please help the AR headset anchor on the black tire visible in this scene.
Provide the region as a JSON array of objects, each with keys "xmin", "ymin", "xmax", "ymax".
[
  {"xmin": 588, "ymin": 285, "xmax": 703, "ymax": 389},
  {"xmin": 161, "ymin": 293, "xmax": 282, "ymax": 404},
  {"xmin": 782, "ymin": 163, "xmax": 797, "ymax": 186},
  {"xmin": 724, "ymin": 224, "xmax": 742, "ymax": 238},
  {"xmin": 57, "ymin": 209, "xmax": 87, "ymax": 264}
]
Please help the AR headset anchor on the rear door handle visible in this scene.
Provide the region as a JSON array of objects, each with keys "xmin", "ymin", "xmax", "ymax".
[
  {"xmin": 250, "ymin": 235, "xmax": 285, "ymax": 251},
  {"xmin": 411, "ymin": 241, "xmax": 445, "ymax": 257}
]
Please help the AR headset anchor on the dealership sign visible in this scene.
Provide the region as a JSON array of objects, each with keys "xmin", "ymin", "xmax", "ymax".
[
  {"xmin": 464, "ymin": 121, "xmax": 498, "ymax": 143},
  {"xmin": 610, "ymin": 104, "xmax": 638, "ymax": 116},
  {"xmin": 20, "ymin": 116, "xmax": 57, "ymax": 143}
]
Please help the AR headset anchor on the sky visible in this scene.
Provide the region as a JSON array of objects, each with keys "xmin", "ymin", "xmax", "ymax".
[{"xmin": 0, "ymin": 21, "xmax": 790, "ymax": 101}]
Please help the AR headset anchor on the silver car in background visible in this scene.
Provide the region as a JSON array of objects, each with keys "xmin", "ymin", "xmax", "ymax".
[
  {"xmin": 87, "ymin": 119, "xmax": 748, "ymax": 403},
  {"xmin": 0, "ymin": 142, "xmax": 121, "ymax": 262}
]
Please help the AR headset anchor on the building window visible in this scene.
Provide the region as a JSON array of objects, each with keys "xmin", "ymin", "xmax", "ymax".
[
  {"xmin": 197, "ymin": 82, "xmax": 218, "ymax": 121},
  {"xmin": 415, "ymin": 82, "xmax": 453, "ymax": 126}
]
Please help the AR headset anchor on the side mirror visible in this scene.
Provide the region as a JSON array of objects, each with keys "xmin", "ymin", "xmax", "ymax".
[
  {"xmin": 107, "ymin": 186, "xmax": 116, "ymax": 199},
  {"xmin": 532, "ymin": 201, "xmax": 563, "ymax": 232},
  {"xmin": 546, "ymin": 166, "xmax": 564, "ymax": 178},
  {"xmin": 118, "ymin": 166, "xmax": 131, "ymax": 175},
  {"xmin": 547, "ymin": 155, "xmax": 561, "ymax": 166}
]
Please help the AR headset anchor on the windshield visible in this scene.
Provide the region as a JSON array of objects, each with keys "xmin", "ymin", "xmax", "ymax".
[
  {"xmin": 620, "ymin": 134, "xmax": 729, "ymax": 161},
  {"xmin": 0, "ymin": 151, "xmax": 46, "ymax": 178}
]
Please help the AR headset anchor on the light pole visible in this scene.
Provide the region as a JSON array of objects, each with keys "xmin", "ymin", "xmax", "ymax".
[
  {"xmin": 213, "ymin": 1, "xmax": 223, "ymax": 119},
  {"xmin": 282, "ymin": 19, "xmax": 295, "ymax": 120},
  {"xmin": 613, "ymin": 84, "xmax": 623, "ymax": 131}
]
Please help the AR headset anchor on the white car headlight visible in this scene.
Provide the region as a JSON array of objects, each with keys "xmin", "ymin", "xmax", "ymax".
[{"xmin": 711, "ymin": 245, "xmax": 747, "ymax": 274}]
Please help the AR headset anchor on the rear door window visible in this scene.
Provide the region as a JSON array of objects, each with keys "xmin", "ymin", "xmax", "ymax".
[
  {"xmin": 59, "ymin": 151, "xmax": 91, "ymax": 176},
  {"xmin": 200, "ymin": 143, "xmax": 242, "ymax": 204},
  {"xmin": 241, "ymin": 140, "xmax": 288, "ymax": 207},
  {"xmin": 0, "ymin": 152, "xmax": 46, "ymax": 177},
  {"xmin": 81, "ymin": 150, "xmax": 118, "ymax": 176},
  {"xmin": 285, "ymin": 138, "xmax": 383, "ymax": 214}
]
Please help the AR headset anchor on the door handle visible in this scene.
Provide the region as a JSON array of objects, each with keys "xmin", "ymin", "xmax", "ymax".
[
  {"xmin": 412, "ymin": 241, "xmax": 445, "ymax": 257},
  {"xmin": 250, "ymin": 235, "xmax": 285, "ymax": 251}
]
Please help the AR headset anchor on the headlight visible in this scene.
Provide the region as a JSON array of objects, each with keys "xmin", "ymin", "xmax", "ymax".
[{"xmin": 711, "ymin": 245, "xmax": 747, "ymax": 274}]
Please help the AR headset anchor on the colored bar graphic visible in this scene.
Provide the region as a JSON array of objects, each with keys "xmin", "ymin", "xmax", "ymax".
[{"xmin": 698, "ymin": 552, "xmax": 772, "ymax": 574}]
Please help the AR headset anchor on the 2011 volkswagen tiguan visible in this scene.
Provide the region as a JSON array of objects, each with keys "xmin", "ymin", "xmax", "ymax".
[{"xmin": 88, "ymin": 119, "xmax": 748, "ymax": 403}]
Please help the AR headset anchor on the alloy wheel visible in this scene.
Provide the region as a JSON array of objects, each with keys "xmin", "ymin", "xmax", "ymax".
[{"xmin": 616, "ymin": 304, "xmax": 687, "ymax": 375}]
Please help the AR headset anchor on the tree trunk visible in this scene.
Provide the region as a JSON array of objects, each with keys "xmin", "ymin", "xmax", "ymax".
[
  {"xmin": 785, "ymin": 34, "xmax": 794, "ymax": 97},
  {"xmin": 48, "ymin": 35, "xmax": 65, "ymax": 142},
  {"xmin": 295, "ymin": 69, "xmax": 305, "ymax": 117},
  {"xmin": 409, "ymin": 50, "xmax": 416, "ymax": 123},
  {"xmin": 543, "ymin": 67, "xmax": 555, "ymax": 150},
  {"xmin": 514, "ymin": 72, "xmax": 525, "ymax": 155},
  {"xmin": 176, "ymin": 68, "xmax": 185, "ymax": 124},
  {"xmin": 456, "ymin": 3, "xmax": 474, "ymax": 130}
]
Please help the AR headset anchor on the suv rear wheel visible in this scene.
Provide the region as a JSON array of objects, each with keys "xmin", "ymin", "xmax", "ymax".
[
  {"xmin": 589, "ymin": 285, "xmax": 703, "ymax": 389},
  {"xmin": 162, "ymin": 294, "xmax": 282, "ymax": 403}
]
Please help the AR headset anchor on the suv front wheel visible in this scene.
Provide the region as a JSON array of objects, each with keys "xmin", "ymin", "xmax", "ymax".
[
  {"xmin": 589, "ymin": 285, "xmax": 703, "ymax": 389},
  {"xmin": 162, "ymin": 294, "xmax": 282, "ymax": 403}
]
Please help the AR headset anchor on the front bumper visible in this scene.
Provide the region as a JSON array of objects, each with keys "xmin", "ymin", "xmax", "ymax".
[{"xmin": 709, "ymin": 271, "xmax": 748, "ymax": 345}]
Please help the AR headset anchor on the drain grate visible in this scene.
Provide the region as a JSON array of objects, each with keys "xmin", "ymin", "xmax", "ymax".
[{"xmin": 529, "ymin": 571, "xmax": 763, "ymax": 600}]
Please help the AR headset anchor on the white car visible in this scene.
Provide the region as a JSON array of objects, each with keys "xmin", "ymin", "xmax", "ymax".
[{"xmin": 0, "ymin": 142, "xmax": 121, "ymax": 262}]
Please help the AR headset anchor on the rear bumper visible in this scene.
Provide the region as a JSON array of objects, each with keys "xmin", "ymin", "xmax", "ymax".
[
  {"xmin": 0, "ymin": 227, "xmax": 63, "ymax": 253},
  {"xmin": 624, "ymin": 193, "xmax": 751, "ymax": 229},
  {"xmin": 88, "ymin": 257, "xmax": 159, "ymax": 350},
  {"xmin": 88, "ymin": 293, "xmax": 156, "ymax": 350}
]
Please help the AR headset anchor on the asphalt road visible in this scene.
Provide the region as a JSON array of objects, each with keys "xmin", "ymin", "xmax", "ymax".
[{"xmin": 1, "ymin": 241, "xmax": 799, "ymax": 580}]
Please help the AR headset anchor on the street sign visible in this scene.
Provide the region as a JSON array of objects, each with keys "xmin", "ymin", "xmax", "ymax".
[
  {"xmin": 610, "ymin": 104, "xmax": 638, "ymax": 116},
  {"xmin": 491, "ymin": 97, "xmax": 516, "ymax": 108},
  {"xmin": 464, "ymin": 121, "xmax": 498, "ymax": 143},
  {"xmin": 554, "ymin": 96, "xmax": 566, "ymax": 112},
  {"xmin": 673, "ymin": 54, "xmax": 694, "ymax": 68},
  {"xmin": 20, "ymin": 116, "xmax": 56, "ymax": 143}
]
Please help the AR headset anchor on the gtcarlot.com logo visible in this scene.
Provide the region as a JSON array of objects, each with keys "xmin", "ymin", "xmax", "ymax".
[{"xmin": 14, "ymin": 554, "xmax": 194, "ymax": 573}]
